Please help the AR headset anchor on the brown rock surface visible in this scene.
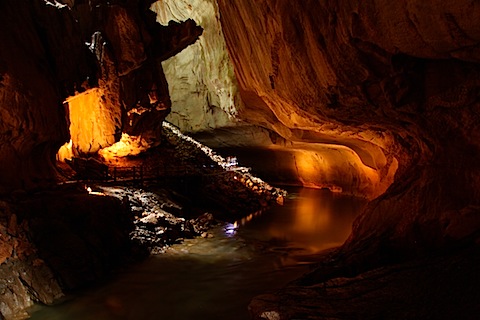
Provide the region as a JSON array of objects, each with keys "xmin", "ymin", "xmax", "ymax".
[
  {"xmin": 249, "ymin": 246, "xmax": 480, "ymax": 320},
  {"xmin": 216, "ymin": 0, "xmax": 480, "ymax": 316},
  {"xmin": 217, "ymin": 0, "xmax": 480, "ymax": 262},
  {"xmin": 0, "ymin": 186, "xmax": 148, "ymax": 319},
  {"xmin": 0, "ymin": 1, "xmax": 93, "ymax": 193},
  {"xmin": 0, "ymin": 0, "xmax": 203, "ymax": 193},
  {"xmin": 21, "ymin": 189, "xmax": 140, "ymax": 290}
]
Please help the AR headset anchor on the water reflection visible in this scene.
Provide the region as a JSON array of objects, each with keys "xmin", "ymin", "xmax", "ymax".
[
  {"xmin": 29, "ymin": 188, "xmax": 366, "ymax": 320},
  {"xmin": 237, "ymin": 188, "xmax": 367, "ymax": 254}
]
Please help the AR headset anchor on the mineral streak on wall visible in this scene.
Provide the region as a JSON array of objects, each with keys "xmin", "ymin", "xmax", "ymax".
[{"xmin": 150, "ymin": 0, "xmax": 243, "ymax": 132}]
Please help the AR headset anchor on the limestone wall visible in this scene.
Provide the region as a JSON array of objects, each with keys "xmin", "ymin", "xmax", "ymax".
[
  {"xmin": 217, "ymin": 0, "xmax": 480, "ymax": 258},
  {"xmin": 151, "ymin": 0, "xmax": 243, "ymax": 132}
]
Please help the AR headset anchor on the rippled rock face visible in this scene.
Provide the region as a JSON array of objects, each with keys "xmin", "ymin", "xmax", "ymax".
[
  {"xmin": 149, "ymin": 0, "xmax": 397, "ymax": 199},
  {"xmin": 217, "ymin": 0, "xmax": 480, "ymax": 259},
  {"xmin": 216, "ymin": 1, "xmax": 480, "ymax": 317}
]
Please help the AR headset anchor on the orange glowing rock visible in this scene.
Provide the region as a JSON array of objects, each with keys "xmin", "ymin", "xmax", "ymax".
[
  {"xmin": 56, "ymin": 139, "xmax": 74, "ymax": 162},
  {"xmin": 98, "ymin": 133, "xmax": 151, "ymax": 160},
  {"xmin": 65, "ymin": 88, "xmax": 121, "ymax": 155}
]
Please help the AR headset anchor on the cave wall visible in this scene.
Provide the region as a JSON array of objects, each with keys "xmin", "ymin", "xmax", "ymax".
[
  {"xmin": 0, "ymin": 1, "xmax": 93, "ymax": 193},
  {"xmin": 149, "ymin": 0, "xmax": 397, "ymax": 199},
  {"xmin": 217, "ymin": 0, "xmax": 480, "ymax": 257},
  {"xmin": 151, "ymin": 0, "xmax": 242, "ymax": 133},
  {"xmin": 62, "ymin": 1, "xmax": 202, "ymax": 156},
  {"xmin": 0, "ymin": 0, "xmax": 203, "ymax": 192}
]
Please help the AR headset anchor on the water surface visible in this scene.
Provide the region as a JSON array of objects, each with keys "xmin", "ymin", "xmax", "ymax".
[{"xmin": 29, "ymin": 188, "xmax": 366, "ymax": 320}]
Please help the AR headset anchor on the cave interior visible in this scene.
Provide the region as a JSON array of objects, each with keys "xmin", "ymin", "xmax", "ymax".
[{"xmin": 1, "ymin": 0, "xmax": 480, "ymax": 319}]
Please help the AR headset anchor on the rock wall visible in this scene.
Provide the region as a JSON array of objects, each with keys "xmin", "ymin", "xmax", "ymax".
[
  {"xmin": 0, "ymin": 201, "xmax": 63, "ymax": 319},
  {"xmin": 150, "ymin": 0, "xmax": 396, "ymax": 199},
  {"xmin": 217, "ymin": 0, "xmax": 480, "ymax": 259},
  {"xmin": 0, "ymin": 0, "xmax": 93, "ymax": 193},
  {"xmin": 0, "ymin": 0, "xmax": 203, "ymax": 192},
  {"xmin": 63, "ymin": 1, "xmax": 202, "ymax": 156},
  {"xmin": 151, "ymin": 0, "xmax": 242, "ymax": 133}
]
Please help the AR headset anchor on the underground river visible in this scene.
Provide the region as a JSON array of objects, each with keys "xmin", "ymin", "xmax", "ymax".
[{"xmin": 28, "ymin": 187, "xmax": 367, "ymax": 320}]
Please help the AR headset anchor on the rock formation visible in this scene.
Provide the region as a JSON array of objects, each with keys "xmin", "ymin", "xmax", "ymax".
[
  {"xmin": 0, "ymin": 188, "xmax": 139, "ymax": 319},
  {"xmin": 215, "ymin": 0, "xmax": 480, "ymax": 316},
  {"xmin": 1, "ymin": 0, "xmax": 480, "ymax": 318},
  {"xmin": 61, "ymin": 0, "xmax": 203, "ymax": 157},
  {"xmin": 0, "ymin": 0, "xmax": 203, "ymax": 317},
  {"xmin": 0, "ymin": 0, "xmax": 203, "ymax": 194},
  {"xmin": 217, "ymin": 0, "xmax": 480, "ymax": 263},
  {"xmin": 0, "ymin": 0, "xmax": 92, "ymax": 193},
  {"xmin": 151, "ymin": 0, "xmax": 243, "ymax": 133}
]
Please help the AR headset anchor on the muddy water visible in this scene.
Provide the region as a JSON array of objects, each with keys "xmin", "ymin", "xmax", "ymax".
[{"xmin": 28, "ymin": 188, "xmax": 366, "ymax": 320}]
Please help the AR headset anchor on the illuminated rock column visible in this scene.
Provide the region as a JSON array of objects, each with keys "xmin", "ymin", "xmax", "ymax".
[{"xmin": 65, "ymin": 88, "xmax": 121, "ymax": 155}]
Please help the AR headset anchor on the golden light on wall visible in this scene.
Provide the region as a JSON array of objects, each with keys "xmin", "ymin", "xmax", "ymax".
[
  {"xmin": 295, "ymin": 150, "xmax": 320, "ymax": 182},
  {"xmin": 268, "ymin": 142, "xmax": 396, "ymax": 200},
  {"xmin": 62, "ymin": 88, "xmax": 121, "ymax": 158}
]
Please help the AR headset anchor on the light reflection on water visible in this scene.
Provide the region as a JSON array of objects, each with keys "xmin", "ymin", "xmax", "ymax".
[
  {"xmin": 28, "ymin": 188, "xmax": 366, "ymax": 320},
  {"xmin": 234, "ymin": 188, "xmax": 367, "ymax": 254}
]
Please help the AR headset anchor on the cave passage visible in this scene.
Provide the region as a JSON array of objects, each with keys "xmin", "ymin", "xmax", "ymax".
[{"xmin": 28, "ymin": 187, "xmax": 366, "ymax": 320}]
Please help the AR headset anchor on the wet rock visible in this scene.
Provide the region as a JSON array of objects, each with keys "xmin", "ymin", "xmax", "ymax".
[
  {"xmin": 99, "ymin": 186, "xmax": 201, "ymax": 253},
  {"xmin": 190, "ymin": 213, "xmax": 215, "ymax": 234},
  {"xmin": 201, "ymin": 232, "xmax": 214, "ymax": 239},
  {"xmin": 151, "ymin": 123, "xmax": 287, "ymax": 218}
]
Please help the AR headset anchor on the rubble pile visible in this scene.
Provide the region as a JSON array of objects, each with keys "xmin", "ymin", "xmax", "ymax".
[
  {"xmin": 98, "ymin": 186, "xmax": 216, "ymax": 253},
  {"xmin": 162, "ymin": 121, "xmax": 287, "ymax": 214}
]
